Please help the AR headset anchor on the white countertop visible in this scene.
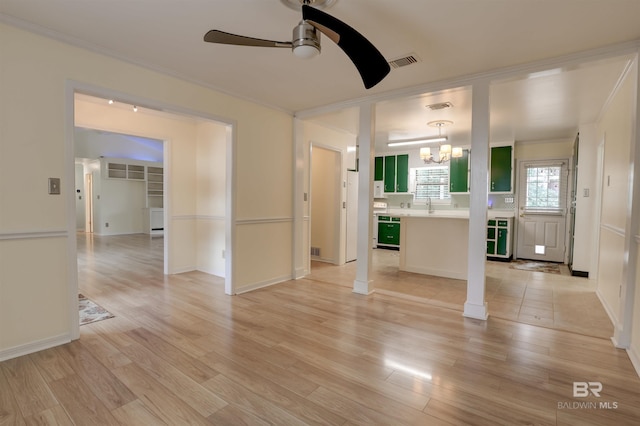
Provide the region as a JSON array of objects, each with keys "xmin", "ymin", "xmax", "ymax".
[{"xmin": 380, "ymin": 209, "xmax": 515, "ymax": 219}]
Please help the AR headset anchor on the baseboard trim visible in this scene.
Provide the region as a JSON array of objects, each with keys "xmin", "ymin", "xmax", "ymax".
[
  {"xmin": 595, "ymin": 288, "xmax": 618, "ymax": 328},
  {"xmin": 234, "ymin": 274, "xmax": 292, "ymax": 295},
  {"xmin": 627, "ymin": 345, "xmax": 640, "ymax": 378},
  {"xmin": 0, "ymin": 333, "xmax": 71, "ymax": 362}
]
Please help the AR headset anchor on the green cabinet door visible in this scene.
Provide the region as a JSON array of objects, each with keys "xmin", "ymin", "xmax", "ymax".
[
  {"xmin": 497, "ymin": 228, "xmax": 508, "ymax": 256},
  {"xmin": 374, "ymin": 156, "xmax": 384, "ymax": 181},
  {"xmin": 490, "ymin": 146, "xmax": 512, "ymax": 192},
  {"xmin": 449, "ymin": 149, "xmax": 469, "ymax": 193},
  {"xmin": 384, "ymin": 156, "xmax": 396, "ymax": 192},
  {"xmin": 396, "ymin": 154, "xmax": 409, "ymax": 192},
  {"xmin": 378, "ymin": 222, "xmax": 400, "ymax": 246}
]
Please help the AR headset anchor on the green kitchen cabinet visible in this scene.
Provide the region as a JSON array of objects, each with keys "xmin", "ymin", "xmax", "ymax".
[
  {"xmin": 374, "ymin": 156, "xmax": 384, "ymax": 181},
  {"xmin": 449, "ymin": 149, "xmax": 470, "ymax": 193},
  {"xmin": 490, "ymin": 145, "xmax": 513, "ymax": 193},
  {"xmin": 486, "ymin": 218, "xmax": 512, "ymax": 260},
  {"xmin": 378, "ymin": 216, "xmax": 401, "ymax": 247},
  {"xmin": 383, "ymin": 154, "xmax": 409, "ymax": 193}
]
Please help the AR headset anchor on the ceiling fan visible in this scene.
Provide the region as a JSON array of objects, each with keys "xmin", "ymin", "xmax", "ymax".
[{"xmin": 203, "ymin": 0, "xmax": 391, "ymax": 89}]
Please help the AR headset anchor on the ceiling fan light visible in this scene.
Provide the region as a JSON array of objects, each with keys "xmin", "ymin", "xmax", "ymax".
[
  {"xmin": 292, "ymin": 21, "xmax": 320, "ymax": 59},
  {"xmin": 293, "ymin": 44, "xmax": 320, "ymax": 59}
]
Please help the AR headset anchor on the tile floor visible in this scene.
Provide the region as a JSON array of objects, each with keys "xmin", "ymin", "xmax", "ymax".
[{"xmin": 308, "ymin": 248, "xmax": 614, "ymax": 340}]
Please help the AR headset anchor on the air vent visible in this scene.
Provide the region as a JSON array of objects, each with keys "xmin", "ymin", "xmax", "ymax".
[
  {"xmin": 310, "ymin": 247, "xmax": 321, "ymax": 257},
  {"xmin": 426, "ymin": 102, "xmax": 453, "ymax": 111},
  {"xmin": 388, "ymin": 54, "xmax": 420, "ymax": 69}
]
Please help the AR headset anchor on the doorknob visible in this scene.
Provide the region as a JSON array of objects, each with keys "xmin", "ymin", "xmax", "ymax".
[{"xmin": 520, "ymin": 213, "xmax": 525, "ymax": 217}]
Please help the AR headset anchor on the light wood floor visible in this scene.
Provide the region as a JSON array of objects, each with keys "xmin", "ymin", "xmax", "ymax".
[{"xmin": 1, "ymin": 234, "xmax": 639, "ymax": 425}]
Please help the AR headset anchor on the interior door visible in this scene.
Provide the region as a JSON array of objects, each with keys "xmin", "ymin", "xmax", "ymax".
[{"xmin": 516, "ymin": 160, "xmax": 569, "ymax": 262}]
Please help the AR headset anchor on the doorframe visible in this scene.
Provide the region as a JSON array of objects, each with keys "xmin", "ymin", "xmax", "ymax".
[
  {"xmin": 309, "ymin": 142, "xmax": 344, "ymax": 266},
  {"xmin": 64, "ymin": 80, "xmax": 236, "ymax": 340}
]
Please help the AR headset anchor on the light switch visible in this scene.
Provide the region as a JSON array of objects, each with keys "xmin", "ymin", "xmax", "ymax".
[
  {"xmin": 583, "ymin": 188, "xmax": 590, "ymax": 197},
  {"xmin": 48, "ymin": 178, "xmax": 61, "ymax": 194}
]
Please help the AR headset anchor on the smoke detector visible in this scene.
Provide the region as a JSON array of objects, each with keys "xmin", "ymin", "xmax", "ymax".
[{"xmin": 426, "ymin": 102, "xmax": 453, "ymax": 111}]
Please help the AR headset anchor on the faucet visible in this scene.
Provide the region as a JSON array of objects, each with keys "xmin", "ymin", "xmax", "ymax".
[{"xmin": 426, "ymin": 197, "xmax": 433, "ymax": 213}]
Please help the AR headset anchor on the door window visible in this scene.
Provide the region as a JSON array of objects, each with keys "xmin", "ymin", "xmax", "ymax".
[{"xmin": 524, "ymin": 163, "xmax": 566, "ymax": 213}]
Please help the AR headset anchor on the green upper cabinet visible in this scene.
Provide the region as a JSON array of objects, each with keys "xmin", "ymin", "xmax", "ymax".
[
  {"xmin": 383, "ymin": 154, "xmax": 409, "ymax": 193},
  {"xmin": 490, "ymin": 145, "xmax": 513, "ymax": 193},
  {"xmin": 384, "ymin": 156, "xmax": 396, "ymax": 192},
  {"xmin": 449, "ymin": 149, "xmax": 470, "ymax": 193},
  {"xmin": 374, "ymin": 156, "xmax": 384, "ymax": 181},
  {"xmin": 396, "ymin": 154, "xmax": 409, "ymax": 192}
]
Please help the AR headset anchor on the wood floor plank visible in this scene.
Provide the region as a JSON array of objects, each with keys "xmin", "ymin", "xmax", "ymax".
[
  {"xmin": 116, "ymin": 340, "xmax": 227, "ymax": 417},
  {"xmin": 47, "ymin": 374, "xmax": 120, "ymax": 425},
  {"xmin": 202, "ymin": 354, "xmax": 345, "ymax": 425},
  {"xmin": 0, "ymin": 366, "xmax": 28, "ymax": 425},
  {"xmin": 110, "ymin": 399, "xmax": 168, "ymax": 426},
  {"xmin": 202, "ymin": 374, "xmax": 310, "ymax": 426},
  {"xmin": 111, "ymin": 362, "xmax": 215, "ymax": 426},
  {"xmin": 23, "ymin": 405, "xmax": 74, "ymax": 426},
  {"xmin": 52, "ymin": 342, "xmax": 136, "ymax": 411},
  {"xmin": 0, "ymin": 357, "xmax": 59, "ymax": 418}
]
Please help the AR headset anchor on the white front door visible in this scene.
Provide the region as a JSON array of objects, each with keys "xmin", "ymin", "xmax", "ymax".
[{"xmin": 516, "ymin": 160, "xmax": 569, "ymax": 262}]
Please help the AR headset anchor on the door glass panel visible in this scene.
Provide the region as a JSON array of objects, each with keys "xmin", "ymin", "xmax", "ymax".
[{"xmin": 524, "ymin": 165, "xmax": 564, "ymax": 213}]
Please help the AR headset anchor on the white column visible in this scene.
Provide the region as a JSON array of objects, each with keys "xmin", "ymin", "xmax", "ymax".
[
  {"xmin": 353, "ymin": 103, "xmax": 375, "ymax": 295},
  {"xmin": 464, "ymin": 80, "xmax": 490, "ymax": 320},
  {"xmin": 292, "ymin": 117, "xmax": 307, "ymax": 279}
]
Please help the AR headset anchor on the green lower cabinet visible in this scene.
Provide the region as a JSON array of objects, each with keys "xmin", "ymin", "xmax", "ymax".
[
  {"xmin": 378, "ymin": 220, "xmax": 400, "ymax": 247},
  {"xmin": 486, "ymin": 217, "xmax": 512, "ymax": 260}
]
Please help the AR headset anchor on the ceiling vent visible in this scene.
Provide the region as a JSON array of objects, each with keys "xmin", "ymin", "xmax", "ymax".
[
  {"xmin": 426, "ymin": 102, "xmax": 453, "ymax": 111},
  {"xmin": 388, "ymin": 54, "xmax": 420, "ymax": 69}
]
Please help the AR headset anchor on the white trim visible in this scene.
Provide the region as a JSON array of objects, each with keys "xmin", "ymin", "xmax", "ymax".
[
  {"xmin": 601, "ymin": 223, "xmax": 626, "ymax": 237},
  {"xmin": 171, "ymin": 265, "xmax": 198, "ymax": 274},
  {"xmin": 233, "ymin": 274, "xmax": 293, "ymax": 295},
  {"xmin": 463, "ymin": 302, "xmax": 489, "ymax": 320},
  {"xmin": 353, "ymin": 280, "xmax": 375, "ymax": 295},
  {"xmin": 236, "ymin": 217, "xmax": 293, "ymax": 225},
  {"xmin": 0, "ymin": 333, "xmax": 71, "ymax": 362},
  {"xmin": 627, "ymin": 346, "xmax": 640, "ymax": 378},
  {"xmin": 0, "ymin": 230, "xmax": 68, "ymax": 240}
]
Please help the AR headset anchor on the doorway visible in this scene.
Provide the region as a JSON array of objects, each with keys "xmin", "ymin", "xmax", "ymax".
[
  {"xmin": 516, "ymin": 159, "xmax": 569, "ymax": 262},
  {"xmin": 310, "ymin": 144, "xmax": 342, "ymax": 265}
]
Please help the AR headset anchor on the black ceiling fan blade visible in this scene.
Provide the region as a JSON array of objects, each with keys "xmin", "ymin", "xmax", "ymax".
[
  {"xmin": 302, "ymin": 4, "xmax": 390, "ymax": 89},
  {"xmin": 204, "ymin": 30, "xmax": 292, "ymax": 48}
]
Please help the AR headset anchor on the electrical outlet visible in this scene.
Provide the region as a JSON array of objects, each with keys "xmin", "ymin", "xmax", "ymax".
[
  {"xmin": 505, "ymin": 197, "xmax": 514, "ymax": 203},
  {"xmin": 105, "ymin": 222, "xmax": 109, "ymax": 228}
]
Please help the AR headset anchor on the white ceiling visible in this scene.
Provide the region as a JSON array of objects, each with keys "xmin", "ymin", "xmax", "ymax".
[{"xmin": 2, "ymin": 0, "xmax": 639, "ymax": 149}]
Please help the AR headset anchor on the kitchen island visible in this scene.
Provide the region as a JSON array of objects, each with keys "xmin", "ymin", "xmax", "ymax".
[{"xmin": 386, "ymin": 209, "xmax": 514, "ymax": 280}]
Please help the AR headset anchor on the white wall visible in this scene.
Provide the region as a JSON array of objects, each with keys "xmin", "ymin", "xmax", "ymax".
[
  {"xmin": 0, "ymin": 22, "xmax": 293, "ymax": 359},
  {"xmin": 596, "ymin": 65, "xmax": 635, "ymax": 324},
  {"xmin": 196, "ymin": 121, "xmax": 227, "ymax": 277}
]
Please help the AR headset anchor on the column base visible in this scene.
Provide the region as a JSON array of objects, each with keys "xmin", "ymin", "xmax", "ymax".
[
  {"xmin": 353, "ymin": 279, "xmax": 374, "ymax": 295},
  {"xmin": 463, "ymin": 301, "xmax": 489, "ymax": 320}
]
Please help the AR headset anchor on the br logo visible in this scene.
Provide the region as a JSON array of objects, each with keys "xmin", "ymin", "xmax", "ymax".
[{"xmin": 573, "ymin": 382, "xmax": 603, "ymax": 397}]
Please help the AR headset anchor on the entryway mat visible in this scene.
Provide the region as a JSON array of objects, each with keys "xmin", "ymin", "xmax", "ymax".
[{"xmin": 509, "ymin": 259, "xmax": 561, "ymax": 274}]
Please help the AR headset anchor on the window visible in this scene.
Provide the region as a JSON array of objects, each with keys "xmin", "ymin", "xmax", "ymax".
[
  {"xmin": 412, "ymin": 166, "xmax": 450, "ymax": 201},
  {"xmin": 524, "ymin": 165, "xmax": 563, "ymax": 212}
]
